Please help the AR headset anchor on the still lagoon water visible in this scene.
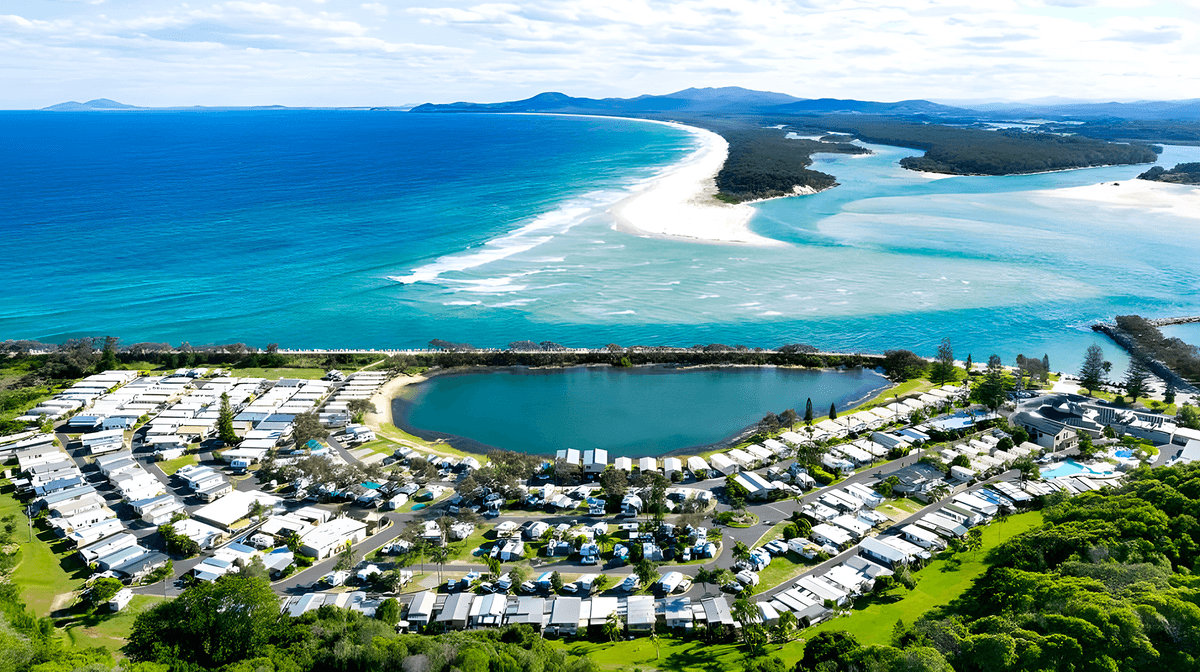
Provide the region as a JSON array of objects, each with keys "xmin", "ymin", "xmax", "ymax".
[{"xmin": 395, "ymin": 365, "xmax": 890, "ymax": 457}]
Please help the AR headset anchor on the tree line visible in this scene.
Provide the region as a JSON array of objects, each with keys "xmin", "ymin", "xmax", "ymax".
[
  {"xmin": 788, "ymin": 115, "xmax": 1159, "ymax": 176},
  {"xmin": 790, "ymin": 462, "xmax": 1200, "ymax": 671}
]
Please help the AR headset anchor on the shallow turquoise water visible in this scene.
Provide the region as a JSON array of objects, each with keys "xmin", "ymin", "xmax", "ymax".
[
  {"xmin": 1042, "ymin": 458, "xmax": 1113, "ymax": 479},
  {"xmin": 3, "ymin": 111, "xmax": 1198, "ymax": 374},
  {"xmin": 396, "ymin": 365, "xmax": 889, "ymax": 457}
]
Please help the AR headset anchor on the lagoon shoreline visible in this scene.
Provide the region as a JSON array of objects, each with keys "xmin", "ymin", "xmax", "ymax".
[{"xmin": 382, "ymin": 362, "xmax": 894, "ymax": 459}]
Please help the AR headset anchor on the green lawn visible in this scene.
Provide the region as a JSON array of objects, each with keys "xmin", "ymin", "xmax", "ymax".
[
  {"xmin": 0, "ymin": 484, "xmax": 91, "ymax": 617},
  {"xmin": 156, "ymin": 453, "xmax": 198, "ymax": 476},
  {"xmin": 875, "ymin": 497, "xmax": 925, "ymax": 521},
  {"xmin": 806, "ymin": 511, "xmax": 1044, "ymax": 646},
  {"xmin": 62, "ymin": 595, "xmax": 166, "ymax": 651},
  {"xmin": 553, "ymin": 634, "xmax": 804, "ymax": 672},
  {"xmin": 752, "ymin": 520, "xmax": 791, "ymax": 548},
  {"xmin": 226, "ymin": 367, "xmax": 328, "ymax": 380},
  {"xmin": 755, "ymin": 551, "xmax": 821, "ymax": 593},
  {"xmin": 355, "ymin": 439, "xmax": 401, "ymax": 456},
  {"xmin": 445, "ymin": 524, "xmax": 494, "ymax": 562}
]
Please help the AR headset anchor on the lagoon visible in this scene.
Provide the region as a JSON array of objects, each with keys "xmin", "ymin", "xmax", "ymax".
[{"xmin": 395, "ymin": 365, "xmax": 889, "ymax": 457}]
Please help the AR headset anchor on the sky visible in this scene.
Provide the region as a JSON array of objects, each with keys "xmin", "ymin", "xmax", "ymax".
[{"xmin": 1, "ymin": 0, "xmax": 1197, "ymax": 108}]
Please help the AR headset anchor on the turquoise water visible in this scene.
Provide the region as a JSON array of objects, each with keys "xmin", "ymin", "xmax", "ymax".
[
  {"xmin": 1042, "ymin": 458, "xmax": 1113, "ymax": 479},
  {"xmin": 1162, "ymin": 323, "xmax": 1200, "ymax": 348},
  {"xmin": 396, "ymin": 365, "xmax": 889, "ymax": 457},
  {"xmin": 3, "ymin": 111, "xmax": 1200, "ymax": 372}
]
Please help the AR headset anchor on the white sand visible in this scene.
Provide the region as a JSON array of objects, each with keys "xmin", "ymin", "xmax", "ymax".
[
  {"xmin": 363, "ymin": 373, "xmax": 426, "ymax": 430},
  {"xmin": 609, "ymin": 123, "xmax": 786, "ymax": 247},
  {"xmin": 1029, "ymin": 179, "xmax": 1200, "ymax": 219}
]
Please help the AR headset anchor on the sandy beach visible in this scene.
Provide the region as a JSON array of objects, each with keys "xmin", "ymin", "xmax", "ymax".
[
  {"xmin": 363, "ymin": 373, "xmax": 426, "ymax": 430},
  {"xmin": 609, "ymin": 123, "xmax": 786, "ymax": 247},
  {"xmin": 1028, "ymin": 179, "xmax": 1200, "ymax": 219}
]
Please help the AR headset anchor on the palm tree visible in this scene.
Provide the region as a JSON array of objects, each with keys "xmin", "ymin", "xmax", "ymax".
[
  {"xmin": 649, "ymin": 632, "xmax": 660, "ymax": 660},
  {"xmin": 430, "ymin": 546, "xmax": 449, "ymax": 583},
  {"xmin": 731, "ymin": 596, "xmax": 757, "ymax": 629},
  {"xmin": 966, "ymin": 528, "xmax": 983, "ymax": 560},
  {"xmin": 996, "ymin": 504, "xmax": 1012, "ymax": 540},
  {"xmin": 732, "ymin": 540, "xmax": 751, "ymax": 566}
]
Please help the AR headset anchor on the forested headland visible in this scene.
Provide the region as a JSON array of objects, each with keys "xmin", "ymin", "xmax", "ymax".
[
  {"xmin": 1138, "ymin": 162, "xmax": 1200, "ymax": 185},
  {"xmin": 790, "ymin": 115, "xmax": 1161, "ymax": 176},
  {"xmin": 797, "ymin": 462, "xmax": 1200, "ymax": 672},
  {"xmin": 674, "ymin": 118, "xmax": 868, "ymax": 203}
]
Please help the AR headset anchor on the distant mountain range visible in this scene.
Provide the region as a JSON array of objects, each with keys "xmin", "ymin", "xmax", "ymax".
[
  {"xmin": 40, "ymin": 90, "xmax": 1200, "ymax": 121},
  {"xmin": 43, "ymin": 98, "xmax": 139, "ymax": 111},
  {"xmin": 410, "ymin": 87, "xmax": 970, "ymax": 117}
]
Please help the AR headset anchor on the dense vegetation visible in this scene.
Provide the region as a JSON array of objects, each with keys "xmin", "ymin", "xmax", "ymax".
[
  {"xmin": 678, "ymin": 119, "xmax": 868, "ymax": 202},
  {"xmin": 1139, "ymin": 162, "xmax": 1200, "ymax": 185},
  {"xmin": 390, "ymin": 347, "xmax": 881, "ymax": 371},
  {"xmin": 796, "ymin": 463, "xmax": 1200, "ymax": 671},
  {"xmin": 1054, "ymin": 119, "xmax": 1200, "ymax": 146},
  {"xmin": 1109, "ymin": 315, "xmax": 1200, "ymax": 383},
  {"xmin": 123, "ymin": 573, "xmax": 596, "ymax": 672},
  {"xmin": 790, "ymin": 116, "xmax": 1160, "ymax": 176}
]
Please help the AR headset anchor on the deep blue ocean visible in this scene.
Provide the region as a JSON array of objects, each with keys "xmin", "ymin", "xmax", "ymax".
[{"xmin": 4, "ymin": 110, "xmax": 1200, "ymax": 371}]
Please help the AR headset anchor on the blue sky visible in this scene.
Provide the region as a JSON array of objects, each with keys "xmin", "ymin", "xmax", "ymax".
[{"xmin": 1, "ymin": 0, "xmax": 1196, "ymax": 108}]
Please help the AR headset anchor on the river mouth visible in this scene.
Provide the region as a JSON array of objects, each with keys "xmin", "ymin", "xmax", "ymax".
[{"xmin": 393, "ymin": 364, "xmax": 890, "ymax": 458}]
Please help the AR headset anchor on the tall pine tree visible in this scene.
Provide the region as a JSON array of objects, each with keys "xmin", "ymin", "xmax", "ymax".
[
  {"xmin": 1078, "ymin": 344, "xmax": 1110, "ymax": 395},
  {"xmin": 805, "ymin": 398, "xmax": 814, "ymax": 426},
  {"xmin": 218, "ymin": 392, "xmax": 238, "ymax": 446}
]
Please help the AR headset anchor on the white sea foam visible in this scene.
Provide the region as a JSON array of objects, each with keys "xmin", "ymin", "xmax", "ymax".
[
  {"xmin": 607, "ymin": 310, "xmax": 637, "ymax": 315},
  {"xmin": 760, "ymin": 311, "xmax": 783, "ymax": 316},
  {"xmin": 387, "ymin": 194, "xmax": 613, "ymax": 285},
  {"xmin": 442, "ymin": 300, "xmax": 481, "ymax": 306},
  {"xmin": 489, "ymin": 298, "xmax": 540, "ymax": 307}
]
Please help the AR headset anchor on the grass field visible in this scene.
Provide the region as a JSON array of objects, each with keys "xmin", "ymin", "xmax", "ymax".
[
  {"xmin": 225, "ymin": 367, "xmax": 328, "ymax": 380},
  {"xmin": 376, "ymin": 422, "xmax": 484, "ymax": 461},
  {"xmin": 875, "ymin": 497, "xmax": 925, "ymax": 521},
  {"xmin": 805, "ymin": 510, "xmax": 1043, "ymax": 646},
  {"xmin": 155, "ymin": 453, "xmax": 198, "ymax": 476},
  {"xmin": 0, "ymin": 484, "xmax": 90, "ymax": 617},
  {"xmin": 755, "ymin": 551, "xmax": 821, "ymax": 593},
  {"xmin": 62, "ymin": 595, "xmax": 166, "ymax": 651},
  {"xmin": 553, "ymin": 633, "xmax": 807, "ymax": 672}
]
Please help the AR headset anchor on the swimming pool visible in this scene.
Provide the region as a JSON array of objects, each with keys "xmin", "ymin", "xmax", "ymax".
[
  {"xmin": 1115, "ymin": 449, "xmax": 1134, "ymax": 458},
  {"xmin": 1042, "ymin": 458, "xmax": 1113, "ymax": 479}
]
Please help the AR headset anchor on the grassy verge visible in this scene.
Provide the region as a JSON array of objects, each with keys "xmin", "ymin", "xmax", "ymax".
[
  {"xmin": 156, "ymin": 453, "xmax": 198, "ymax": 476},
  {"xmin": 62, "ymin": 595, "xmax": 166, "ymax": 651},
  {"xmin": 0, "ymin": 484, "xmax": 90, "ymax": 617},
  {"xmin": 752, "ymin": 520, "xmax": 791, "ymax": 548},
  {"xmin": 553, "ymin": 634, "xmax": 786, "ymax": 671},
  {"xmin": 376, "ymin": 423, "xmax": 483, "ymax": 461},
  {"xmin": 227, "ymin": 367, "xmax": 328, "ymax": 380},
  {"xmin": 354, "ymin": 439, "xmax": 401, "ymax": 456},
  {"xmin": 805, "ymin": 510, "xmax": 1043, "ymax": 646}
]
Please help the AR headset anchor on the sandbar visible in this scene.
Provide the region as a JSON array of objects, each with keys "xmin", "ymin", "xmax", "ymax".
[
  {"xmin": 609, "ymin": 122, "xmax": 786, "ymax": 247},
  {"xmin": 1028, "ymin": 179, "xmax": 1200, "ymax": 220}
]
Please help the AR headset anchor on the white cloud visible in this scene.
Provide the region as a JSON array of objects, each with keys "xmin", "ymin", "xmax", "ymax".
[{"xmin": 0, "ymin": 0, "xmax": 1196, "ymax": 107}]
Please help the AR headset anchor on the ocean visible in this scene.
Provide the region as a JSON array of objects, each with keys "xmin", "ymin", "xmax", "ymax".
[{"xmin": 3, "ymin": 110, "xmax": 1199, "ymax": 372}]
